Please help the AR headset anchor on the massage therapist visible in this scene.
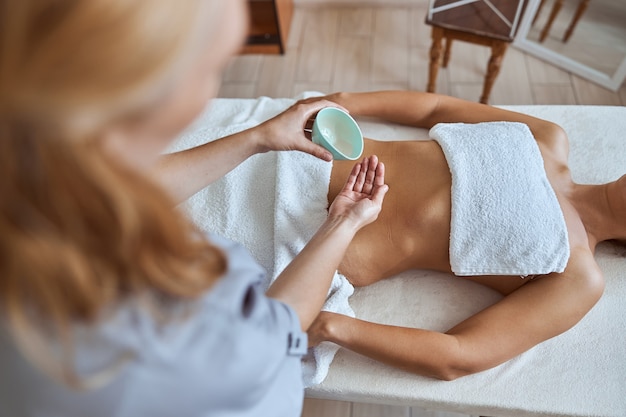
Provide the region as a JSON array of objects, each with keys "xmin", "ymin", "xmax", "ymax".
[{"xmin": 0, "ymin": 1, "xmax": 388, "ymax": 416}]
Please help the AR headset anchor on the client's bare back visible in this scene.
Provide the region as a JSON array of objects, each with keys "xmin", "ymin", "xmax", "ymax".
[
  {"xmin": 328, "ymin": 133, "xmax": 589, "ymax": 296},
  {"xmin": 329, "ymin": 139, "xmax": 453, "ymax": 284}
]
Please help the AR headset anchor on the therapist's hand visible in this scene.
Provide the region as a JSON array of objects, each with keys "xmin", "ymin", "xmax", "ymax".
[
  {"xmin": 253, "ymin": 99, "xmax": 346, "ymax": 162},
  {"xmin": 328, "ymin": 155, "xmax": 388, "ymax": 230}
]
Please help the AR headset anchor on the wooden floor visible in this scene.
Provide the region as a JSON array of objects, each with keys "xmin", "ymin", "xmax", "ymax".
[
  {"xmin": 219, "ymin": 4, "xmax": 625, "ymax": 417},
  {"xmin": 301, "ymin": 397, "xmax": 474, "ymax": 417},
  {"xmin": 220, "ymin": 5, "xmax": 626, "ymax": 106}
]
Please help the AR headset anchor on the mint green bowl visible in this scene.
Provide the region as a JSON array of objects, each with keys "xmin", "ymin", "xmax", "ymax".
[{"xmin": 312, "ymin": 107, "xmax": 364, "ymax": 161}]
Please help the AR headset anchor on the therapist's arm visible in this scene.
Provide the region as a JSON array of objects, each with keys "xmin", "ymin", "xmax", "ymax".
[
  {"xmin": 152, "ymin": 100, "xmax": 339, "ymax": 204},
  {"xmin": 266, "ymin": 155, "xmax": 388, "ymax": 330}
]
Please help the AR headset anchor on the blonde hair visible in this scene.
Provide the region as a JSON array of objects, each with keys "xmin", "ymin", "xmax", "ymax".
[{"xmin": 0, "ymin": 0, "xmax": 227, "ymax": 387}]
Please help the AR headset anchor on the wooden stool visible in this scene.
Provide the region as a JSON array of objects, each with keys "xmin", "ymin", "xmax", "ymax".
[{"xmin": 425, "ymin": 0, "xmax": 525, "ymax": 104}]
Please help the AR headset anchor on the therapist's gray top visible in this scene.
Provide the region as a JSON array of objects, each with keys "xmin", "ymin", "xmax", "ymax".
[{"xmin": 0, "ymin": 234, "xmax": 308, "ymax": 417}]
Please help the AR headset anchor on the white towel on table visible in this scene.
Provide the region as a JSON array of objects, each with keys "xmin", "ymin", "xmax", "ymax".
[
  {"xmin": 429, "ymin": 121, "xmax": 570, "ymax": 276},
  {"xmin": 169, "ymin": 95, "xmax": 354, "ymax": 388},
  {"xmin": 273, "ymin": 151, "xmax": 356, "ymax": 387}
]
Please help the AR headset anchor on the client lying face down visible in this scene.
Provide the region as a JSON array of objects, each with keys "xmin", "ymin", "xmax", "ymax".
[{"xmin": 302, "ymin": 90, "xmax": 626, "ymax": 381}]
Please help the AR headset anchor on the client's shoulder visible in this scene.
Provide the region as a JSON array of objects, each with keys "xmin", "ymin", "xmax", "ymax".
[
  {"xmin": 564, "ymin": 245, "xmax": 605, "ymax": 297},
  {"xmin": 533, "ymin": 121, "xmax": 570, "ymax": 167}
]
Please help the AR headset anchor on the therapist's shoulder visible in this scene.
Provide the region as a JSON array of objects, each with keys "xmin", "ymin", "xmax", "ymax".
[
  {"xmin": 202, "ymin": 233, "xmax": 267, "ymax": 306},
  {"xmin": 208, "ymin": 233, "xmax": 265, "ymax": 278},
  {"xmin": 201, "ymin": 233, "xmax": 302, "ymax": 335}
]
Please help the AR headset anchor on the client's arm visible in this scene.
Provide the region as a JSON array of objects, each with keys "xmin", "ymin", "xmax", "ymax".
[
  {"xmin": 267, "ymin": 156, "xmax": 389, "ymax": 330},
  {"xmin": 153, "ymin": 100, "xmax": 341, "ymax": 204},
  {"xmin": 308, "ymin": 247, "xmax": 604, "ymax": 380},
  {"xmin": 300, "ymin": 91, "xmax": 568, "ymax": 158}
]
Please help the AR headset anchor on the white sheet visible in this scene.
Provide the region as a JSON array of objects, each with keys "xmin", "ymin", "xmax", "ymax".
[
  {"xmin": 174, "ymin": 96, "xmax": 626, "ymax": 417},
  {"xmin": 308, "ymin": 104, "xmax": 626, "ymax": 417}
]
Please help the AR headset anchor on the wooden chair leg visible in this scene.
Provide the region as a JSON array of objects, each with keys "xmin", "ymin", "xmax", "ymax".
[
  {"xmin": 442, "ymin": 37, "xmax": 453, "ymax": 68},
  {"xmin": 427, "ymin": 27, "xmax": 444, "ymax": 93},
  {"xmin": 480, "ymin": 42, "xmax": 508, "ymax": 104},
  {"xmin": 563, "ymin": 0, "xmax": 589, "ymax": 42},
  {"xmin": 539, "ymin": 0, "xmax": 563, "ymax": 42}
]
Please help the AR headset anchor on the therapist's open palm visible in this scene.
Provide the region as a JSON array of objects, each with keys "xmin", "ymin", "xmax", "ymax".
[{"xmin": 328, "ymin": 155, "xmax": 389, "ymax": 229}]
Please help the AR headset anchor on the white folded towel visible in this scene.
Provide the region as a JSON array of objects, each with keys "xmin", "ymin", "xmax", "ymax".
[
  {"xmin": 429, "ymin": 121, "xmax": 570, "ymax": 276},
  {"xmin": 273, "ymin": 151, "xmax": 356, "ymax": 387},
  {"xmin": 169, "ymin": 95, "xmax": 353, "ymax": 388}
]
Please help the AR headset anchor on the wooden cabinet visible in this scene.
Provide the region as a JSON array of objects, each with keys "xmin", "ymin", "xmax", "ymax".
[{"xmin": 242, "ymin": 0, "xmax": 293, "ymax": 54}]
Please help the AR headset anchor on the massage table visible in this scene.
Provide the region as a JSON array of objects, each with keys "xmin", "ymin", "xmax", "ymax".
[{"xmin": 175, "ymin": 95, "xmax": 626, "ymax": 417}]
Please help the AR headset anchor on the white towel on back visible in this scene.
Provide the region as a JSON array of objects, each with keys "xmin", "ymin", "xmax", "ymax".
[{"xmin": 429, "ymin": 121, "xmax": 570, "ymax": 276}]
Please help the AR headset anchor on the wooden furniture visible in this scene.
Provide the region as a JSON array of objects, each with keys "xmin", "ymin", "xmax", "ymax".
[
  {"xmin": 242, "ymin": 0, "xmax": 293, "ymax": 54},
  {"xmin": 425, "ymin": 0, "xmax": 526, "ymax": 104},
  {"xmin": 534, "ymin": 0, "xmax": 590, "ymax": 43}
]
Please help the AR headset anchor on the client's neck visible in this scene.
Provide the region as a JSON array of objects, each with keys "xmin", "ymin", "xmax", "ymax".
[{"xmin": 571, "ymin": 182, "xmax": 621, "ymax": 248}]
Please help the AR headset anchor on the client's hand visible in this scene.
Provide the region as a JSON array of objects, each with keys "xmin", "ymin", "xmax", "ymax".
[
  {"xmin": 307, "ymin": 311, "xmax": 341, "ymax": 347},
  {"xmin": 253, "ymin": 99, "xmax": 347, "ymax": 162},
  {"xmin": 328, "ymin": 155, "xmax": 389, "ymax": 230}
]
